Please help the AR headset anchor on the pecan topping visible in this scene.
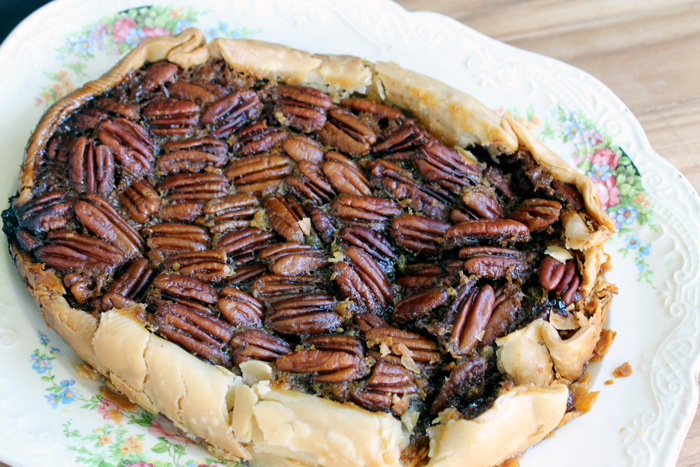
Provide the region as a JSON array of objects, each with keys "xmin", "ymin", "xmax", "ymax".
[
  {"xmin": 393, "ymin": 287, "xmax": 449, "ymax": 324},
  {"xmin": 219, "ymin": 287, "xmax": 264, "ymax": 327},
  {"xmin": 163, "ymin": 250, "xmax": 233, "ymax": 283},
  {"xmin": 306, "ymin": 204, "xmax": 336, "ymax": 244},
  {"xmin": 17, "ymin": 191, "xmax": 72, "ymax": 234},
  {"xmin": 485, "ymin": 167, "xmax": 516, "ymax": 200},
  {"xmin": 143, "ymin": 99, "xmax": 199, "ymax": 136},
  {"xmin": 213, "ymin": 227, "xmax": 277, "ymax": 265},
  {"xmin": 201, "ymin": 194, "xmax": 260, "ymax": 234},
  {"xmin": 201, "ymin": 89, "xmax": 263, "ymax": 138},
  {"xmin": 97, "ymin": 118, "xmax": 155, "ymax": 176},
  {"xmin": 539, "ymin": 256, "xmax": 580, "ymax": 305},
  {"xmin": 231, "ymin": 329, "xmax": 291, "ymax": 365},
  {"xmin": 120, "ymin": 180, "xmax": 160, "ymax": 223},
  {"xmin": 369, "ymin": 159, "xmax": 452, "ymax": 220},
  {"xmin": 354, "ymin": 313, "xmax": 390, "ymax": 333},
  {"xmin": 352, "ymin": 362, "xmax": 417, "ymax": 414},
  {"xmin": 16, "ymin": 230, "xmax": 40, "ymax": 251},
  {"xmin": 281, "ymin": 135, "xmax": 324, "ymax": 163},
  {"xmin": 157, "ymin": 202, "xmax": 205, "ymax": 223},
  {"xmin": 275, "ymin": 350, "xmax": 365, "ymax": 382},
  {"xmin": 334, "ymin": 247, "xmax": 393, "ymax": 314},
  {"xmin": 430, "ymin": 355, "xmax": 488, "ymax": 414},
  {"xmin": 235, "ymin": 120, "xmax": 288, "ymax": 157},
  {"xmin": 390, "ymin": 215, "xmax": 450, "ymax": 254},
  {"xmin": 144, "ymin": 223, "xmax": 210, "ymax": 256},
  {"xmin": 460, "ymin": 187, "xmax": 503, "ymax": 220},
  {"xmin": 163, "ymin": 137, "xmax": 228, "ymax": 156},
  {"xmin": 93, "ymin": 97, "xmax": 140, "ymax": 120},
  {"xmin": 459, "ymin": 246, "xmax": 530, "ymax": 279},
  {"xmin": 74, "ymin": 194, "xmax": 145, "ymax": 257},
  {"xmin": 286, "ymin": 161, "xmax": 335, "ymax": 204},
  {"xmin": 35, "ymin": 231, "xmax": 127, "ymax": 271},
  {"xmin": 259, "ymin": 242, "xmax": 328, "ymax": 276},
  {"xmin": 323, "ymin": 151, "xmax": 372, "ymax": 196},
  {"xmin": 68, "ymin": 138, "xmax": 116, "ymax": 196},
  {"xmin": 448, "ymin": 285, "xmax": 495, "ymax": 356},
  {"xmin": 265, "ymin": 195, "xmax": 307, "ymax": 243},
  {"xmin": 225, "ymin": 263, "xmax": 267, "ymax": 286},
  {"xmin": 442, "ymin": 219, "xmax": 531, "ymax": 249},
  {"xmin": 317, "ymin": 108, "xmax": 377, "ymax": 155},
  {"xmin": 72, "ymin": 109, "xmax": 106, "ymax": 130},
  {"xmin": 266, "ymin": 294, "xmax": 341, "ymax": 335},
  {"xmin": 371, "ymin": 124, "xmax": 427, "ymax": 155},
  {"xmin": 508, "ymin": 198, "xmax": 562, "ymax": 231},
  {"xmin": 331, "ymin": 195, "xmax": 402, "ymax": 230},
  {"xmin": 153, "ymin": 273, "xmax": 219, "ymax": 305},
  {"xmin": 167, "ymin": 80, "xmax": 217, "ymax": 105},
  {"xmin": 414, "ymin": 143, "xmax": 482, "ymax": 191},
  {"xmin": 252, "ymin": 274, "xmax": 324, "ymax": 305},
  {"xmin": 131, "ymin": 62, "xmax": 178, "ymax": 100},
  {"xmin": 224, "ymin": 154, "xmax": 294, "ymax": 196},
  {"xmin": 305, "ymin": 335, "xmax": 363, "ymax": 356},
  {"xmin": 366, "ymin": 327, "xmax": 442, "ymax": 365},
  {"xmin": 551, "ymin": 180, "xmax": 584, "ymax": 211},
  {"xmin": 395, "ymin": 261, "xmax": 462, "ymax": 294},
  {"xmin": 102, "ymin": 258, "xmax": 153, "ymax": 309},
  {"xmin": 159, "ymin": 173, "xmax": 229, "ymax": 202},
  {"xmin": 271, "ymin": 85, "xmax": 330, "ymax": 132},
  {"xmin": 158, "ymin": 302, "xmax": 233, "ymax": 342},
  {"xmin": 340, "ymin": 98, "xmax": 405, "ymax": 121},
  {"xmin": 64, "ymin": 273, "xmax": 96, "ymax": 305},
  {"xmin": 339, "ymin": 225, "xmax": 397, "ymax": 264},
  {"xmin": 481, "ymin": 286, "xmax": 523, "ymax": 346},
  {"xmin": 156, "ymin": 150, "xmax": 228, "ymax": 174}
]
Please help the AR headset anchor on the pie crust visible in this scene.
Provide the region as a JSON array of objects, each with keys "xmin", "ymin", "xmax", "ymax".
[{"xmin": 6, "ymin": 28, "xmax": 616, "ymax": 467}]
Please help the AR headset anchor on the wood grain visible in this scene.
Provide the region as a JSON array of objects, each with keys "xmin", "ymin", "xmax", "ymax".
[{"xmin": 395, "ymin": 2, "xmax": 699, "ymax": 466}]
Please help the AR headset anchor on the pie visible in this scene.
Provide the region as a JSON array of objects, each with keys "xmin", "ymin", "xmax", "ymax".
[{"xmin": 2, "ymin": 28, "xmax": 617, "ymax": 467}]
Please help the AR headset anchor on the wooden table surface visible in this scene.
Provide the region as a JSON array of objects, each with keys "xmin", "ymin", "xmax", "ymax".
[
  {"xmin": 393, "ymin": 1, "xmax": 700, "ymax": 466},
  {"xmin": 1, "ymin": 1, "xmax": 698, "ymax": 467}
]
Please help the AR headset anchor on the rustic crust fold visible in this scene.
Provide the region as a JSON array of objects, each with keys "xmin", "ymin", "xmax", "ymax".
[{"xmin": 10, "ymin": 29, "xmax": 615, "ymax": 467}]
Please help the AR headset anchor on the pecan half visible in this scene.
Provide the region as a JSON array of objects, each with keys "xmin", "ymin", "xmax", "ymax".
[
  {"xmin": 158, "ymin": 302, "xmax": 233, "ymax": 344},
  {"xmin": 460, "ymin": 187, "xmax": 503, "ymax": 219},
  {"xmin": 119, "ymin": 180, "xmax": 160, "ymax": 223},
  {"xmin": 251, "ymin": 274, "xmax": 324, "ymax": 305},
  {"xmin": 390, "ymin": 215, "xmax": 450, "ymax": 255},
  {"xmin": 224, "ymin": 263, "xmax": 267, "ymax": 286},
  {"xmin": 340, "ymin": 98, "xmax": 405, "ymax": 121},
  {"xmin": 144, "ymin": 223, "xmax": 210, "ymax": 256},
  {"xmin": 156, "ymin": 149, "xmax": 228, "ymax": 174},
  {"xmin": 167, "ymin": 80, "xmax": 217, "ymax": 105},
  {"xmin": 17, "ymin": 191, "xmax": 72, "ymax": 234},
  {"xmin": 265, "ymin": 195, "xmax": 307, "ymax": 243},
  {"xmin": 306, "ymin": 205, "xmax": 336, "ymax": 244},
  {"xmin": 352, "ymin": 362, "xmax": 417, "ymax": 414},
  {"xmin": 213, "ymin": 227, "xmax": 277, "ymax": 265},
  {"xmin": 281, "ymin": 135, "xmax": 324, "ymax": 163},
  {"xmin": 143, "ymin": 99, "xmax": 199, "ymax": 136},
  {"xmin": 201, "ymin": 89, "xmax": 263, "ymax": 138},
  {"xmin": 15, "ymin": 230, "xmax": 40, "ymax": 251},
  {"xmin": 74, "ymin": 194, "xmax": 145, "ymax": 257},
  {"xmin": 339, "ymin": 225, "xmax": 397, "ymax": 264},
  {"xmin": 163, "ymin": 136, "xmax": 228, "ymax": 156},
  {"xmin": 481, "ymin": 285, "xmax": 523, "ymax": 346},
  {"xmin": 275, "ymin": 350, "xmax": 365, "ymax": 383},
  {"xmin": 371, "ymin": 123, "xmax": 427, "ymax": 155},
  {"xmin": 395, "ymin": 261, "xmax": 462, "ymax": 294},
  {"xmin": 94, "ymin": 97, "xmax": 140, "ymax": 120},
  {"xmin": 35, "ymin": 231, "xmax": 127, "ymax": 271},
  {"xmin": 430, "ymin": 355, "xmax": 488, "ymax": 414},
  {"xmin": 102, "ymin": 258, "xmax": 154, "ymax": 309},
  {"xmin": 157, "ymin": 202, "xmax": 205, "ymax": 223},
  {"xmin": 64, "ymin": 273, "xmax": 96, "ymax": 305},
  {"xmin": 72, "ymin": 108, "xmax": 106, "ymax": 130},
  {"xmin": 266, "ymin": 294, "xmax": 341, "ymax": 335},
  {"xmin": 159, "ymin": 173, "xmax": 229, "ymax": 202},
  {"xmin": 539, "ymin": 256, "xmax": 580, "ymax": 305},
  {"xmin": 442, "ymin": 219, "xmax": 531, "ymax": 249},
  {"xmin": 322, "ymin": 151, "xmax": 372, "ymax": 196},
  {"xmin": 231, "ymin": 329, "xmax": 291, "ymax": 365},
  {"xmin": 485, "ymin": 167, "xmax": 516, "ymax": 200},
  {"xmin": 286, "ymin": 161, "xmax": 335, "ymax": 204},
  {"xmin": 200, "ymin": 194, "xmax": 260, "ymax": 234},
  {"xmin": 131, "ymin": 62, "xmax": 178, "ymax": 100},
  {"xmin": 68, "ymin": 138, "xmax": 116, "ymax": 196},
  {"xmin": 163, "ymin": 250, "xmax": 233, "ymax": 283},
  {"xmin": 152, "ymin": 273, "xmax": 219, "ymax": 305},
  {"xmin": 334, "ymin": 248, "xmax": 393, "ymax": 314},
  {"xmin": 393, "ymin": 287, "xmax": 449, "ymax": 324},
  {"xmin": 219, "ymin": 287, "xmax": 264, "ymax": 327},
  {"xmin": 414, "ymin": 143, "xmax": 482, "ymax": 192},
  {"xmin": 235, "ymin": 120, "xmax": 288, "ymax": 157},
  {"xmin": 369, "ymin": 159, "xmax": 452, "ymax": 220},
  {"xmin": 354, "ymin": 313, "xmax": 390, "ymax": 333},
  {"xmin": 331, "ymin": 195, "xmax": 402, "ymax": 230},
  {"xmin": 448, "ymin": 285, "xmax": 495, "ymax": 356},
  {"xmin": 508, "ymin": 198, "xmax": 562, "ymax": 232},
  {"xmin": 305, "ymin": 335, "xmax": 363, "ymax": 356},
  {"xmin": 317, "ymin": 108, "xmax": 377, "ymax": 155},
  {"xmin": 224, "ymin": 154, "xmax": 294, "ymax": 196},
  {"xmin": 270, "ymin": 85, "xmax": 330, "ymax": 132},
  {"xmin": 259, "ymin": 242, "xmax": 328, "ymax": 276},
  {"xmin": 459, "ymin": 246, "xmax": 530, "ymax": 279},
  {"xmin": 366, "ymin": 327, "xmax": 442, "ymax": 365},
  {"xmin": 551, "ymin": 180, "xmax": 584, "ymax": 211},
  {"xmin": 98, "ymin": 118, "xmax": 155, "ymax": 176}
]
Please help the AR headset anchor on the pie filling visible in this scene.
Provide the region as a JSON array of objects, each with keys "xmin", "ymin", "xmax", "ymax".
[{"xmin": 4, "ymin": 58, "xmax": 595, "ymax": 460}]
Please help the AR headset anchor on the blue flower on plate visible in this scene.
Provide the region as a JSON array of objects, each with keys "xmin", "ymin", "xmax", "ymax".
[
  {"xmin": 625, "ymin": 234, "xmax": 640, "ymax": 250},
  {"xmin": 30, "ymin": 353, "xmax": 53, "ymax": 374},
  {"xmin": 50, "ymin": 346, "xmax": 61, "ymax": 355},
  {"xmin": 174, "ymin": 19, "xmax": 192, "ymax": 35},
  {"xmin": 582, "ymin": 127, "xmax": 604, "ymax": 146},
  {"xmin": 125, "ymin": 27, "xmax": 146, "ymax": 48},
  {"xmin": 58, "ymin": 380, "xmax": 77, "ymax": 405},
  {"xmin": 614, "ymin": 206, "xmax": 638, "ymax": 229},
  {"xmin": 38, "ymin": 330, "xmax": 49, "ymax": 344},
  {"xmin": 563, "ymin": 120, "xmax": 580, "ymax": 140},
  {"xmin": 45, "ymin": 393, "xmax": 61, "ymax": 408},
  {"xmin": 636, "ymin": 262, "xmax": 646, "ymax": 272},
  {"xmin": 589, "ymin": 163, "xmax": 612, "ymax": 182},
  {"xmin": 639, "ymin": 244, "xmax": 651, "ymax": 257}
]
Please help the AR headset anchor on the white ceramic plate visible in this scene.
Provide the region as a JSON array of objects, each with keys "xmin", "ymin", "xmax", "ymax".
[{"xmin": 0, "ymin": 1, "xmax": 698, "ymax": 466}]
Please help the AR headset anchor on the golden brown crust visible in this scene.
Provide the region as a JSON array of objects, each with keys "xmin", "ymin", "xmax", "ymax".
[{"xmin": 11, "ymin": 29, "xmax": 616, "ymax": 467}]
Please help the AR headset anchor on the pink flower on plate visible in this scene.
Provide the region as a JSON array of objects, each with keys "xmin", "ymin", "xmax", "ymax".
[
  {"xmin": 142, "ymin": 27, "xmax": 172, "ymax": 38},
  {"xmin": 148, "ymin": 417, "xmax": 193, "ymax": 445},
  {"xmin": 112, "ymin": 17, "xmax": 137, "ymax": 43},
  {"xmin": 593, "ymin": 177, "xmax": 620, "ymax": 211},
  {"xmin": 124, "ymin": 463, "xmax": 154, "ymax": 467},
  {"xmin": 97, "ymin": 398, "xmax": 123, "ymax": 424},
  {"xmin": 589, "ymin": 148, "xmax": 619, "ymax": 170}
]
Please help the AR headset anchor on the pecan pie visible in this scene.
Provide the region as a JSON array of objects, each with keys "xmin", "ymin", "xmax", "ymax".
[{"xmin": 2, "ymin": 29, "xmax": 617, "ymax": 467}]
